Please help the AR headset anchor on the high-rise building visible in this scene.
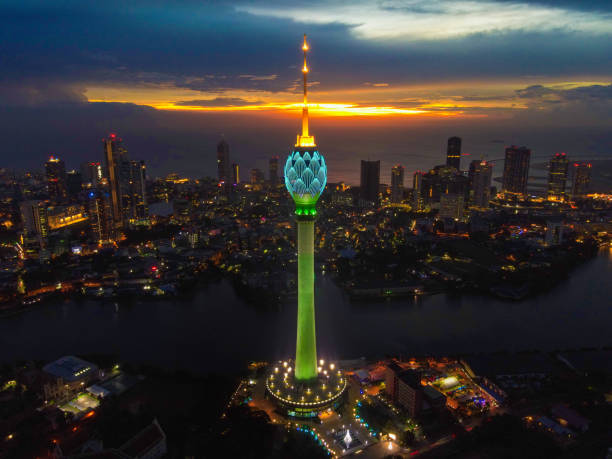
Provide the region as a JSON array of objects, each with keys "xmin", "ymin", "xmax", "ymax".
[
  {"xmin": 250, "ymin": 168, "xmax": 264, "ymax": 185},
  {"xmin": 572, "ymin": 162, "xmax": 591, "ymax": 198},
  {"xmin": 385, "ymin": 363, "xmax": 423, "ymax": 417},
  {"xmin": 267, "ymin": 35, "xmax": 345, "ymax": 418},
  {"xmin": 439, "ymin": 194, "xmax": 464, "ymax": 220},
  {"xmin": 216, "ymin": 139, "xmax": 230, "ymax": 185},
  {"xmin": 418, "ymin": 165, "xmax": 468, "ymax": 209},
  {"xmin": 547, "ymin": 153, "xmax": 569, "ymax": 201},
  {"xmin": 45, "ymin": 156, "xmax": 68, "ymax": 202},
  {"xmin": 66, "ymin": 170, "xmax": 83, "ymax": 196},
  {"xmin": 103, "ymin": 133, "xmax": 127, "ymax": 231},
  {"xmin": 231, "ymin": 163, "xmax": 240, "ymax": 185},
  {"xmin": 20, "ymin": 200, "xmax": 48, "ymax": 238},
  {"xmin": 103, "ymin": 134, "xmax": 148, "ymax": 229},
  {"xmin": 126, "ymin": 160, "xmax": 148, "ymax": 222},
  {"xmin": 391, "ymin": 165, "xmax": 404, "ymax": 203},
  {"xmin": 269, "ymin": 156, "xmax": 279, "ymax": 186},
  {"xmin": 446, "ymin": 136, "xmax": 462, "ymax": 170},
  {"xmin": 88, "ymin": 190, "xmax": 112, "ymax": 243},
  {"xmin": 360, "ymin": 160, "xmax": 380, "ymax": 205},
  {"xmin": 469, "ymin": 160, "xmax": 493, "ymax": 209},
  {"xmin": 502, "ymin": 146, "xmax": 531, "ymax": 195},
  {"xmin": 81, "ymin": 162, "xmax": 103, "ymax": 188},
  {"xmin": 412, "ymin": 171, "xmax": 424, "ymax": 211}
]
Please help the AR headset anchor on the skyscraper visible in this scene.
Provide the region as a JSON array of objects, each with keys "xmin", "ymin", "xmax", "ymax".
[
  {"xmin": 572, "ymin": 162, "xmax": 591, "ymax": 198},
  {"xmin": 391, "ymin": 165, "xmax": 404, "ymax": 203},
  {"xmin": 268, "ymin": 35, "xmax": 346, "ymax": 418},
  {"xmin": 45, "ymin": 156, "xmax": 68, "ymax": 202},
  {"xmin": 103, "ymin": 134, "xmax": 148, "ymax": 230},
  {"xmin": 81, "ymin": 162, "xmax": 103, "ymax": 188},
  {"xmin": 360, "ymin": 160, "xmax": 380, "ymax": 205},
  {"xmin": 88, "ymin": 190, "xmax": 112, "ymax": 243},
  {"xmin": 216, "ymin": 139, "xmax": 230, "ymax": 185},
  {"xmin": 232, "ymin": 163, "xmax": 240, "ymax": 185},
  {"xmin": 20, "ymin": 200, "xmax": 48, "ymax": 239},
  {"xmin": 66, "ymin": 170, "xmax": 83, "ymax": 196},
  {"xmin": 547, "ymin": 153, "xmax": 569, "ymax": 201},
  {"xmin": 412, "ymin": 171, "xmax": 424, "ymax": 211},
  {"xmin": 127, "ymin": 160, "xmax": 148, "ymax": 222},
  {"xmin": 103, "ymin": 133, "xmax": 127, "ymax": 231},
  {"xmin": 446, "ymin": 136, "xmax": 461, "ymax": 170},
  {"xmin": 250, "ymin": 168, "xmax": 264, "ymax": 185},
  {"xmin": 502, "ymin": 146, "xmax": 531, "ymax": 195},
  {"xmin": 469, "ymin": 160, "xmax": 493, "ymax": 209},
  {"xmin": 269, "ymin": 156, "xmax": 279, "ymax": 186}
]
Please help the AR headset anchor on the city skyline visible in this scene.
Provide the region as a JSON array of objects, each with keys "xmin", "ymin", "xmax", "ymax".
[
  {"xmin": 1, "ymin": 1, "xmax": 611, "ymax": 182},
  {"xmin": 1, "ymin": 3, "xmax": 611, "ymax": 454}
]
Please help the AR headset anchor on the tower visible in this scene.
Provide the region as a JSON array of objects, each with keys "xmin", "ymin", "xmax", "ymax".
[
  {"xmin": 469, "ymin": 160, "xmax": 493, "ymax": 209},
  {"xmin": 269, "ymin": 156, "xmax": 279, "ymax": 186},
  {"xmin": 284, "ymin": 34, "xmax": 327, "ymax": 382},
  {"xmin": 446, "ymin": 136, "xmax": 461, "ymax": 170},
  {"xmin": 232, "ymin": 163, "xmax": 240, "ymax": 185},
  {"xmin": 360, "ymin": 160, "xmax": 380, "ymax": 206},
  {"xmin": 268, "ymin": 35, "xmax": 346, "ymax": 418},
  {"xmin": 547, "ymin": 153, "xmax": 569, "ymax": 201},
  {"xmin": 217, "ymin": 139, "xmax": 230, "ymax": 185},
  {"xmin": 572, "ymin": 162, "xmax": 591, "ymax": 198},
  {"xmin": 391, "ymin": 165, "xmax": 404, "ymax": 203},
  {"xmin": 103, "ymin": 133, "xmax": 127, "ymax": 232},
  {"xmin": 45, "ymin": 156, "xmax": 68, "ymax": 202},
  {"xmin": 502, "ymin": 145, "xmax": 531, "ymax": 195}
]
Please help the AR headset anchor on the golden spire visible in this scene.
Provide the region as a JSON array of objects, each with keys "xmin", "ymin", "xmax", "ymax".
[{"xmin": 296, "ymin": 34, "xmax": 315, "ymax": 147}]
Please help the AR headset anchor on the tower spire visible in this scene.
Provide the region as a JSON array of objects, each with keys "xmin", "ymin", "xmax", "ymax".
[{"xmin": 296, "ymin": 34, "xmax": 315, "ymax": 147}]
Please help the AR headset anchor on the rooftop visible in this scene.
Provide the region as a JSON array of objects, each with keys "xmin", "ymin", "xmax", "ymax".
[{"xmin": 43, "ymin": 355, "xmax": 98, "ymax": 382}]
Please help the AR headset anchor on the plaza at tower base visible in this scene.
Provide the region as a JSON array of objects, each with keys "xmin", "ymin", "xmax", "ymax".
[{"xmin": 265, "ymin": 359, "xmax": 348, "ymax": 418}]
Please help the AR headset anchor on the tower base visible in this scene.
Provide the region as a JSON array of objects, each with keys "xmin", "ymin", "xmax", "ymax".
[{"xmin": 265, "ymin": 359, "xmax": 348, "ymax": 418}]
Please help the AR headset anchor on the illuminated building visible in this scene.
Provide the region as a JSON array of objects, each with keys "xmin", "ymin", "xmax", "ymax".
[
  {"xmin": 232, "ymin": 163, "xmax": 240, "ymax": 185},
  {"xmin": 125, "ymin": 160, "xmax": 148, "ymax": 223},
  {"xmin": 269, "ymin": 156, "xmax": 279, "ymax": 186},
  {"xmin": 502, "ymin": 146, "xmax": 530, "ymax": 195},
  {"xmin": 88, "ymin": 190, "xmax": 112, "ymax": 243},
  {"xmin": 45, "ymin": 156, "xmax": 68, "ymax": 202},
  {"xmin": 360, "ymin": 160, "xmax": 380, "ymax": 206},
  {"xmin": 446, "ymin": 136, "xmax": 462, "ymax": 170},
  {"xmin": 547, "ymin": 153, "xmax": 569, "ymax": 201},
  {"xmin": 385, "ymin": 362, "xmax": 422, "ymax": 417},
  {"xmin": 81, "ymin": 161, "xmax": 103, "ymax": 188},
  {"xmin": 419, "ymin": 165, "xmax": 468, "ymax": 209},
  {"xmin": 217, "ymin": 139, "xmax": 231, "ymax": 186},
  {"xmin": 47, "ymin": 205, "xmax": 87, "ymax": 230},
  {"xmin": 572, "ymin": 162, "xmax": 591, "ymax": 198},
  {"xmin": 20, "ymin": 200, "xmax": 48, "ymax": 239},
  {"xmin": 439, "ymin": 193, "xmax": 464, "ymax": 220},
  {"xmin": 468, "ymin": 160, "xmax": 492, "ymax": 209},
  {"xmin": 412, "ymin": 171, "xmax": 424, "ymax": 211},
  {"xmin": 250, "ymin": 168, "xmax": 264, "ymax": 185},
  {"xmin": 103, "ymin": 133, "xmax": 127, "ymax": 231},
  {"xmin": 391, "ymin": 165, "xmax": 404, "ymax": 203},
  {"xmin": 268, "ymin": 35, "xmax": 346, "ymax": 418},
  {"xmin": 103, "ymin": 134, "xmax": 149, "ymax": 230}
]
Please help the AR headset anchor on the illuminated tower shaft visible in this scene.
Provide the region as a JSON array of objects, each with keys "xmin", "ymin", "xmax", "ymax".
[
  {"xmin": 285, "ymin": 35, "xmax": 327, "ymax": 382},
  {"xmin": 296, "ymin": 217, "xmax": 317, "ymax": 380}
]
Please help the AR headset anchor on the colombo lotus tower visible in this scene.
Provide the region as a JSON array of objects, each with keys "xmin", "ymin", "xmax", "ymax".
[{"xmin": 266, "ymin": 35, "xmax": 347, "ymax": 418}]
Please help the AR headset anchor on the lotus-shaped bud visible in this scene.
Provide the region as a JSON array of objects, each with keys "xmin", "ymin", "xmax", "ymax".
[{"xmin": 284, "ymin": 148, "xmax": 327, "ymax": 206}]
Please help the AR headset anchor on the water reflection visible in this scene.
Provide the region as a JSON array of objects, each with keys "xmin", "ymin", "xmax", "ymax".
[{"xmin": 0, "ymin": 251, "xmax": 610, "ymax": 373}]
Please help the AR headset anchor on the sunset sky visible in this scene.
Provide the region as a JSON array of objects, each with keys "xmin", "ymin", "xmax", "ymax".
[{"xmin": 1, "ymin": 0, "xmax": 611, "ymax": 183}]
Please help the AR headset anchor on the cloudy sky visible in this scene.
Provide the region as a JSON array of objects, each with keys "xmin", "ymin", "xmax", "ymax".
[{"xmin": 1, "ymin": 0, "xmax": 611, "ymax": 183}]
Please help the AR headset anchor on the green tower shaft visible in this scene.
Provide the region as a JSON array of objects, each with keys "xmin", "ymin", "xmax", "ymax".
[{"xmin": 295, "ymin": 217, "xmax": 317, "ymax": 381}]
